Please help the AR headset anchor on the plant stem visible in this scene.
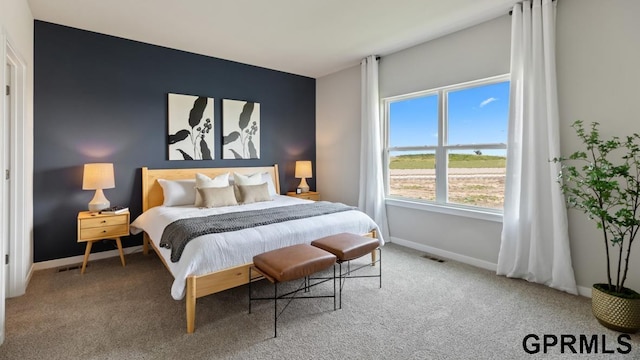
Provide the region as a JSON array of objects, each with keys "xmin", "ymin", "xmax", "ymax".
[{"xmin": 590, "ymin": 145, "xmax": 614, "ymax": 289}]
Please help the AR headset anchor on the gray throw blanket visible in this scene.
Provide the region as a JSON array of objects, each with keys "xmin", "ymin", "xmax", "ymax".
[{"xmin": 160, "ymin": 201, "xmax": 357, "ymax": 262}]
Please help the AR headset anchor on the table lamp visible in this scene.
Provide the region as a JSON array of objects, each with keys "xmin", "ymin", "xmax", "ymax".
[
  {"xmin": 83, "ymin": 163, "xmax": 115, "ymax": 212},
  {"xmin": 295, "ymin": 160, "xmax": 312, "ymax": 193}
]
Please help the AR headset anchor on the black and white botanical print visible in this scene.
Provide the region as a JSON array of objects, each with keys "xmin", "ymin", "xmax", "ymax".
[
  {"xmin": 222, "ymin": 99, "xmax": 260, "ymax": 159},
  {"xmin": 168, "ymin": 93, "xmax": 214, "ymax": 160}
]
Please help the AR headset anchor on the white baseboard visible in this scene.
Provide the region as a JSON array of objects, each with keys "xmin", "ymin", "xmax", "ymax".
[
  {"xmin": 32, "ymin": 245, "xmax": 144, "ymax": 271},
  {"xmin": 390, "ymin": 236, "xmax": 593, "ymax": 298},
  {"xmin": 577, "ymin": 285, "xmax": 592, "ymax": 298},
  {"xmin": 390, "ymin": 236, "xmax": 498, "ymax": 272}
]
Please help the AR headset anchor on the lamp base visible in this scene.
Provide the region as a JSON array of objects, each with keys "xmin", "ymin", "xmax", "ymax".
[
  {"xmin": 298, "ymin": 178, "xmax": 310, "ymax": 193},
  {"xmin": 88, "ymin": 189, "xmax": 110, "ymax": 212}
]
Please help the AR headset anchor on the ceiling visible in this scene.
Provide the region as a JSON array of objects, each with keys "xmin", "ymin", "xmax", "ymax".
[{"xmin": 27, "ymin": 0, "xmax": 516, "ymax": 78}]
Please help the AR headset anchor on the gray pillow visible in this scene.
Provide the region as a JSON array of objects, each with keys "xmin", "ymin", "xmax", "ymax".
[
  {"xmin": 237, "ymin": 183, "xmax": 272, "ymax": 204},
  {"xmin": 197, "ymin": 185, "xmax": 238, "ymax": 208}
]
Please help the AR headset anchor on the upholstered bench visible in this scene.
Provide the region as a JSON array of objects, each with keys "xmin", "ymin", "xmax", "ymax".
[
  {"xmin": 249, "ymin": 243, "xmax": 337, "ymax": 337},
  {"xmin": 310, "ymin": 233, "xmax": 382, "ymax": 308}
]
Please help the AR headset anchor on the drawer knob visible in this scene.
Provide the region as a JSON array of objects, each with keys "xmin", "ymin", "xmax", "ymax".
[{"xmin": 102, "ymin": 230, "xmax": 107, "ymax": 233}]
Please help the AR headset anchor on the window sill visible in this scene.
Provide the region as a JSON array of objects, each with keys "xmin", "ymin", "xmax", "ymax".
[{"xmin": 385, "ymin": 198, "xmax": 503, "ymax": 223}]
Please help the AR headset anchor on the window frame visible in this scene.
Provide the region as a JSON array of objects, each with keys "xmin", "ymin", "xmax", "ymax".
[{"xmin": 383, "ymin": 74, "xmax": 509, "ymax": 218}]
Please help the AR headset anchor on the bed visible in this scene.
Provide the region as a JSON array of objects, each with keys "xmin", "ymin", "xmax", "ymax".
[{"xmin": 130, "ymin": 165, "xmax": 382, "ymax": 333}]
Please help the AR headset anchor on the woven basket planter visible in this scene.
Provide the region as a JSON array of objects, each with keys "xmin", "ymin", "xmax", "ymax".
[{"xmin": 592, "ymin": 284, "xmax": 640, "ymax": 333}]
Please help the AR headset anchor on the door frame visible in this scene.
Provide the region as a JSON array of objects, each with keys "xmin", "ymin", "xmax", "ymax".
[
  {"xmin": 0, "ymin": 26, "xmax": 5, "ymax": 346},
  {"xmin": 0, "ymin": 28, "xmax": 30, "ymax": 345},
  {"xmin": 3, "ymin": 48, "xmax": 10, "ymax": 299},
  {"xmin": 2, "ymin": 33, "xmax": 29, "ymax": 299}
]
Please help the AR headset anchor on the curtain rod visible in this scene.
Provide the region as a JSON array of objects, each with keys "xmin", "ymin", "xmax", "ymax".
[{"xmin": 509, "ymin": 0, "xmax": 556, "ymax": 15}]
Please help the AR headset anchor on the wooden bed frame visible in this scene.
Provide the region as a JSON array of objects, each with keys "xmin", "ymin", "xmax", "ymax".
[{"xmin": 140, "ymin": 165, "xmax": 377, "ymax": 333}]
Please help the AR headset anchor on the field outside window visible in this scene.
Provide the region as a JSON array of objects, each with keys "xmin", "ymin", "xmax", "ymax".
[{"xmin": 385, "ymin": 75, "xmax": 509, "ymax": 210}]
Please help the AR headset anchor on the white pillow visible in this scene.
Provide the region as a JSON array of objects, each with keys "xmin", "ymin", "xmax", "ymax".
[
  {"xmin": 233, "ymin": 172, "xmax": 263, "ymax": 186},
  {"xmin": 261, "ymin": 172, "xmax": 278, "ymax": 197},
  {"xmin": 158, "ymin": 179, "xmax": 196, "ymax": 206},
  {"xmin": 194, "ymin": 172, "xmax": 230, "ymax": 207},
  {"xmin": 232, "ymin": 172, "xmax": 277, "ymax": 197}
]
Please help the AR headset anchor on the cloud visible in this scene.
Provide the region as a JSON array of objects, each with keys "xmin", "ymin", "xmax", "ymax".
[{"xmin": 480, "ymin": 97, "xmax": 497, "ymax": 107}]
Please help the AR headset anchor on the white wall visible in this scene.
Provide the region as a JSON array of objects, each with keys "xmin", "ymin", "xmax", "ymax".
[
  {"xmin": 556, "ymin": 0, "xmax": 640, "ymax": 292},
  {"xmin": 0, "ymin": 0, "xmax": 34, "ymax": 346},
  {"xmin": 316, "ymin": 0, "xmax": 640, "ymax": 294},
  {"xmin": 378, "ymin": 14, "xmax": 511, "ymax": 265},
  {"xmin": 379, "ymin": 14, "xmax": 512, "ymax": 98},
  {"xmin": 318, "ymin": 15, "xmax": 511, "ymax": 265},
  {"xmin": 316, "ymin": 65, "xmax": 361, "ymax": 206}
]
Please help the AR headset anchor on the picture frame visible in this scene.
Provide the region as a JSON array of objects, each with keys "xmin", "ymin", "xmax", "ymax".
[
  {"xmin": 222, "ymin": 99, "xmax": 261, "ymax": 159},
  {"xmin": 167, "ymin": 93, "xmax": 214, "ymax": 160}
]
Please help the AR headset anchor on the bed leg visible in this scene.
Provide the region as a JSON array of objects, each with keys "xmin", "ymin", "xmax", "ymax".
[
  {"xmin": 370, "ymin": 229, "xmax": 378, "ymax": 266},
  {"xmin": 143, "ymin": 233, "xmax": 150, "ymax": 255},
  {"xmin": 186, "ymin": 276, "xmax": 196, "ymax": 334}
]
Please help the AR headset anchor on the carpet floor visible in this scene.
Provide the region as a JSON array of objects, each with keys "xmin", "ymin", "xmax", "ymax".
[{"xmin": 2, "ymin": 243, "xmax": 639, "ymax": 359}]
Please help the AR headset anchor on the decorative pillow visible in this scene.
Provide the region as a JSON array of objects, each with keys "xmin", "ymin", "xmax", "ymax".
[
  {"xmin": 233, "ymin": 172, "xmax": 263, "ymax": 186},
  {"xmin": 237, "ymin": 183, "xmax": 272, "ymax": 204},
  {"xmin": 158, "ymin": 179, "xmax": 196, "ymax": 206},
  {"xmin": 231, "ymin": 172, "xmax": 277, "ymax": 196},
  {"xmin": 261, "ymin": 172, "xmax": 278, "ymax": 197},
  {"xmin": 194, "ymin": 172, "xmax": 230, "ymax": 207},
  {"xmin": 197, "ymin": 186, "xmax": 238, "ymax": 208}
]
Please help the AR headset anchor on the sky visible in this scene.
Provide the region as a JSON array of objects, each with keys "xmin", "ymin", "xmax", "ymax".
[{"xmin": 389, "ymin": 81, "xmax": 510, "ymax": 156}]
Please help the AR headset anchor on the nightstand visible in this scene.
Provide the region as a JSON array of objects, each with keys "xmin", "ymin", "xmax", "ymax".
[
  {"xmin": 286, "ymin": 191, "xmax": 320, "ymax": 201},
  {"xmin": 77, "ymin": 210, "xmax": 130, "ymax": 274}
]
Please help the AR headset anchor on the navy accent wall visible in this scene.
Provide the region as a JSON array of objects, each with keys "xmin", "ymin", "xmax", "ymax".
[{"xmin": 34, "ymin": 21, "xmax": 316, "ymax": 262}]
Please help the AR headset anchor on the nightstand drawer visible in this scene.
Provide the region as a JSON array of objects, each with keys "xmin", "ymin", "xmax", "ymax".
[
  {"xmin": 80, "ymin": 224, "xmax": 129, "ymax": 240},
  {"xmin": 296, "ymin": 193, "xmax": 319, "ymax": 201},
  {"xmin": 286, "ymin": 191, "xmax": 320, "ymax": 201},
  {"xmin": 81, "ymin": 214, "xmax": 128, "ymax": 228}
]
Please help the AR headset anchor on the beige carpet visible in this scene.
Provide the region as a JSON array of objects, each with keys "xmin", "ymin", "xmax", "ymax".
[{"xmin": 2, "ymin": 243, "xmax": 639, "ymax": 359}]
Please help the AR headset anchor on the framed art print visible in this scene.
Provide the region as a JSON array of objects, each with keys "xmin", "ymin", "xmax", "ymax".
[
  {"xmin": 168, "ymin": 93, "xmax": 214, "ymax": 160},
  {"xmin": 222, "ymin": 99, "xmax": 260, "ymax": 159}
]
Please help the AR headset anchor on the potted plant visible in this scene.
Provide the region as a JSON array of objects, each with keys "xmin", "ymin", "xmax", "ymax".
[{"xmin": 553, "ymin": 120, "xmax": 640, "ymax": 333}]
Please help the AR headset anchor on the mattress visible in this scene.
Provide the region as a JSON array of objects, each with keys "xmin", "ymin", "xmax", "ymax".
[{"xmin": 130, "ymin": 195, "xmax": 383, "ymax": 299}]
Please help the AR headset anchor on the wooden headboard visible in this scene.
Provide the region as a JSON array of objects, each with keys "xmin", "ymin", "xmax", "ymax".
[{"xmin": 141, "ymin": 164, "xmax": 280, "ymax": 212}]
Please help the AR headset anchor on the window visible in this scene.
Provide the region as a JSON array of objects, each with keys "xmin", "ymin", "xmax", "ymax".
[{"xmin": 384, "ymin": 75, "xmax": 509, "ymax": 211}]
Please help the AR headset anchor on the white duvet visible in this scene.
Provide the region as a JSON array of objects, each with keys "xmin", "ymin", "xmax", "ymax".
[{"xmin": 130, "ymin": 195, "xmax": 383, "ymax": 300}]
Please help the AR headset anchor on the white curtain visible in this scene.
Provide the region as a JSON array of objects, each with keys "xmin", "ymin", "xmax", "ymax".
[
  {"xmin": 359, "ymin": 55, "xmax": 389, "ymax": 241},
  {"xmin": 497, "ymin": 0, "xmax": 577, "ymax": 295}
]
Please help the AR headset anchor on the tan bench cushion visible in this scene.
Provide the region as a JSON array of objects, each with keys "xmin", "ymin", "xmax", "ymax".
[
  {"xmin": 253, "ymin": 244, "xmax": 336, "ymax": 283},
  {"xmin": 311, "ymin": 233, "xmax": 379, "ymax": 262}
]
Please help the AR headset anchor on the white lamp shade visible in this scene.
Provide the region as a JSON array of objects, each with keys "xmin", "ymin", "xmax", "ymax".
[
  {"xmin": 82, "ymin": 163, "xmax": 115, "ymax": 190},
  {"xmin": 295, "ymin": 160, "xmax": 312, "ymax": 179},
  {"xmin": 83, "ymin": 163, "xmax": 115, "ymax": 212},
  {"xmin": 295, "ymin": 160, "xmax": 312, "ymax": 193}
]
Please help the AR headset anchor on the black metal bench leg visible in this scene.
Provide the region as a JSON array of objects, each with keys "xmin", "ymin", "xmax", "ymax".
[
  {"xmin": 339, "ymin": 262, "xmax": 343, "ymax": 309},
  {"xmin": 379, "ymin": 248, "xmax": 382, "ymax": 288},
  {"xmin": 274, "ymin": 282, "xmax": 278, "ymax": 338},
  {"xmin": 333, "ymin": 264, "xmax": 336, "ymax": 310}
]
